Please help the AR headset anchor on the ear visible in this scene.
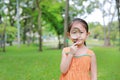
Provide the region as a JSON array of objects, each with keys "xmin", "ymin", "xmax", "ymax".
[
  {"xmin": 67, "ymin": 32, "xmax": 70, "ymax": 38},
  {"xmin": 86, "ymin": 32, "xmax": 90, "ymax": 38}
]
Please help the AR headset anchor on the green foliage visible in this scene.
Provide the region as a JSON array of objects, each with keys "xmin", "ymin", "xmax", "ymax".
[
  {"xmin": 6, "ymin": 26, "xmax": 17, "ymax": 43},
  {"xmin": 88, "ymin": 20, "xmax": 119, "ymax": 46},
  {"xmin": 69, "ymin": 0, "xmax": 98, "ymax": 19},
  {"xmin": 41, "ymin": 0, "xmax": 64, "ymax": 35},
  {"xmin": 109, "ymin": 21, "xmax": 119, "ymax": 45},
  {"xmin": 0, "ymin": 24, "xmax": 5, "ymax": 33},
  {"xmin": 0, "ymin": 45, "xmax": 119, "ymax": 80},
  {"xmin": 19, "ymin": 0, "xmax": 65, "ymax": 37},
  {"xmin": 92, "ymin": 26, "xmax": 103, "ymax": 39},
  {"xmin": 0, "ymin": 0, "xmax": 118, "ymax": 47},
  {"xmin": 89, "ymin": 22, "xmax": 103, "ymax": 39},
  {"xmin": 0, "ymin": 23, "xmax": 17, "ymax": 43}
]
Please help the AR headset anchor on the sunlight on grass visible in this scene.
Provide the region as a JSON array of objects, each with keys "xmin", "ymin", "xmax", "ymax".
[
  {"xmin": 0, "ymin": 45, "xmax": 119, "ymax": 80},
  {"xmin": 92, "ymin": 47, "xmax": 120, "ymax": 80}
]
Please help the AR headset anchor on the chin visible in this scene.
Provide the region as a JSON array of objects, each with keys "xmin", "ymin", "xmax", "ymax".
[{"xmin": 77, "ymin": 44, "xmax": 82, "ymax": 46}]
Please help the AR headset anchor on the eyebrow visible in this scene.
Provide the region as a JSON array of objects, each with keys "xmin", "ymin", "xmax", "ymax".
[{"xmin": 72, "ymin": 27, "xmax": 82, "ymax": 32}]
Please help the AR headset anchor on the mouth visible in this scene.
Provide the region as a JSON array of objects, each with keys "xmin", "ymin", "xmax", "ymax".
[
  {"xmin": 73, "ymin": 39, "xmax": 83, "ymax": 45},
  {"xmin": 73, "ymin": 39, "xmax": 77, "ymax": 43},
  {"xmin": 73, "ymin": 39, "xmax": 81, "ymax": 43}
]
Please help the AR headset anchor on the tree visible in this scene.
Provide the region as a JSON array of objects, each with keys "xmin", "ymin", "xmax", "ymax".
[
  {"xmin": 18, "ymin": 0, "xmax": 35, "ymax": 44},
  {"xmin": 42, "ymin": 5, "xmax": 64, "ymax": 49},
  {"xmin": 69, "ymin": 0, "xmax": 98, "ymax": 20},
  {"xmin": 89, "ymin": 22, "xmax": 103, "ymax": 40},
  {"xmin": 36, "ymin": 0, "xmax": 42, "ymax": 51},
  {"xmin": 115, "ymin": 0, "xmax": 120, "ymax": 50},
  {"xmin": 98, "ymin": 0, "xmax": 116, "ymax": 46},
  {"xmin": 63, "ymin": 0, "xmax": 69, "ymax": 47},
  {"xmin": 110, "ymin": 21, "xmax": 119, "ymax": 45},
  {"xmin": 40, "ymin": 0, "xmax": 64, "ymax": 49},
  {"xmin": 0, "ymin": 22, "xmax": 17, "ymax": 51},
  {"xmin": 0, "ymin": 23, "xmax": 6, "ymax": 52},
  {"xmin": 6, "ymin": 26, "xmax": 17, "ymax": 46}
]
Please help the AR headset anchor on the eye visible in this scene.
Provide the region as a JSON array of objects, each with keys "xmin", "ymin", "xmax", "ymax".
[
  {"xmin": 73, "ymin": 31, "xmax": 77, "ymax": 33},
  {"xmin": 72, "ymin": 30, "xmax": 77, "ymax": 34},
  {"xmin": 80, "ymin": 32, "xmax": 83, "ymax": 33}
]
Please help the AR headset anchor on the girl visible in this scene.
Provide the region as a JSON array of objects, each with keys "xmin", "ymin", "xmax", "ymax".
[{"xmin": 60, "ymin": 18, "xmax": 97, "ymax": 80}]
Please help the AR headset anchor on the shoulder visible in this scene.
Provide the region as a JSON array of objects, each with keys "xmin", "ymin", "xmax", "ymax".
[
  {"xmin": 62, "ymin": 47, "xmax": 70, "ymax": 53},
  {"xmin": 87, "ymin": 49, "xmax": 96, "ymax": 56},
  {"xmin": 61, "ymin": 47, "xmax": 71, "ymax": 57}
]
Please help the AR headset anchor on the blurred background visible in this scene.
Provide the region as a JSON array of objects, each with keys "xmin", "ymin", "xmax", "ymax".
[{"xmin": 0, "ymin": 0, "xmax": 120, "ymax": 80}]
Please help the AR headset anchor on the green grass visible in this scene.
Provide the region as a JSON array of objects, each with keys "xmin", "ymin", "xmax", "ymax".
[
  {"xmin": 0, "ymin": 45, "xmax": 61, "ymax": 80},
  {"xmin": 93, "ymin": 47, "xmax": 120, "ymax": 80},
  {"xmin": 0, "ymin": 45, "xmax": 120, "ymax": 80}
]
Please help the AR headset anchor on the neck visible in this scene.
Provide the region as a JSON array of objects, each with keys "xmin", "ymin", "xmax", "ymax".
[
  {"xmin": 77, "ymin": 44, "xmax": 86, "ymax": 49},
  {"xmin": 75, "ymin": 44, "xmax": 88, "ymax": 55}
]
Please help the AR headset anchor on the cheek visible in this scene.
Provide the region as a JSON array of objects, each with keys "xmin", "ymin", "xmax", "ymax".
[
  {"xmin": 69, "ymin": 37, "xmax": 75, "ymax": 42},
  {"xmin": 69, "ymin": 36, "xmax": 73, "ymax": 40},
  {"xmin": 81, "ymin": 34, "xmax": 88, "ymax": 39}
]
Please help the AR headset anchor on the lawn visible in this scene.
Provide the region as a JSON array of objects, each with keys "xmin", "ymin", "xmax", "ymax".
[
  {"xmin": 0, "ymin": 45, "xmax": 120, "ymax": 80},
  {"xmin": 93, "ymin": 47, "xmax": 120, "ymax": 80}
]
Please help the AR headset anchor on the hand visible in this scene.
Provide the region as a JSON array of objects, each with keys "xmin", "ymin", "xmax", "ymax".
[{"xmin": 70, "ymin": 42, "xmax": 78, "ymax": 55}]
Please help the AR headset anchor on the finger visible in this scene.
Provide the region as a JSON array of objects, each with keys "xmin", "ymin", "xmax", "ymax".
[
  {"xmin": 71, "ymin": 45, "xmax": 78, "ymax": 50},
  {"xmin": 73, "ymin": 42, "xmax": 78, "ymax": 46}
]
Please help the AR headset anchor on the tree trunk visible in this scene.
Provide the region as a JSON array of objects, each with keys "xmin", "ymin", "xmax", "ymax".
[
  {"xmin": 23, "ymin": 27, "xmax": 26, "ymax": 44},
  {"xmin": 36, "ymin": 0, "xmax": 42, "ymax": 51},
  {"xmin": 102, "ymin": 11, "xmax": 108, "ymax": 46},
  {"xmin": 8, "ymin": 0, "xmax": 15, "ymax": 26},
  {"xmin": 23, "ymin": 19, "xmax": 28, "ymax": 44},
  {"xmin": 16, "ymin": 0, "xmax": 21, "ymax": 47},
  {"xmin": 58, "ymin": 35, "xmax": 62, "ymax": 49},
  {"xmin": 3, "ymin": 24, "xmax": 6, "ymax": 52},
  {"xmin": 106, "ymin": 2, "xmax": 116, "ymax": 46},
  {"xmin": 0, "ymin": 15, "xmax": 2, "ymax": 24},
  {"xmin": 116, "ymin": 0, "xmax": 120, "ymax": 50},
  {"xmin": 102, "ymin": 0, "xmax": 116, "ymax": 46},
  {"xmin": 64, "ymin": 0, "xmax": 69, "ymax": 47},
  {"xmin": 104, "ymin": 35, "xmax": 111, "ymax": 46}
]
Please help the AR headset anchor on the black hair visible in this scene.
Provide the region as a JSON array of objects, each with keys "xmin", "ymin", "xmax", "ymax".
[{"xmin": 68, "ymin": 18, "xmax": 89, "ymax": 46}]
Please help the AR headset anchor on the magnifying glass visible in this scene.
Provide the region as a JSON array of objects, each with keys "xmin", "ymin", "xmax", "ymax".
[{"xmin": 70, "ymin": 28, "xmax": 82, "ymax": 43}]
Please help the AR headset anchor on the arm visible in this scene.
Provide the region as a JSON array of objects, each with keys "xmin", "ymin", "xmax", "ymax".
[
  {"xmin": 91, "ymin": 53, "xmax": 97, "ymax": 80},
  {"xmin": 60, "ymin": 43, "xmax": 78, "ymax": 74},
  {"xmin": 60, "ymin": 49, "xmax": 73, "ymax": 74}
]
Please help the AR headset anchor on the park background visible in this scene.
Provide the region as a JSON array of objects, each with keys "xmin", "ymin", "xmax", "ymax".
[{"xmin": 0, "ymin": 0, "xmax": 120, "ymax": 80}]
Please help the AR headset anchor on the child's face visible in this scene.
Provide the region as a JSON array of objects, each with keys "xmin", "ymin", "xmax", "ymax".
[{"xmin": 69, "ymin": 22, "xmax": 89, "ymax": 46}]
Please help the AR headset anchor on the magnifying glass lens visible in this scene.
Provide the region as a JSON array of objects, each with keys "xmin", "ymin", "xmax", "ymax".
[{"xmin": 70, "ymin": 28, "xmax": 81, "ymax": 43}]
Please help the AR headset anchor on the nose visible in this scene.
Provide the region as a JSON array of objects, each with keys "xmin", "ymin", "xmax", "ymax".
[
  {"xmin": 72, "ymin": 34, "xmax": 81, "ymax": 43},
  {"xmin": 75, "ymin": 33, "xmax": 81, "ymax": 39}
]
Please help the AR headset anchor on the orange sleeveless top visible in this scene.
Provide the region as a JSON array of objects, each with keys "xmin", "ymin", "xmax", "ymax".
[{"xmin": 60, "ymin": 47, "xmax": 94, "ymax": 80}]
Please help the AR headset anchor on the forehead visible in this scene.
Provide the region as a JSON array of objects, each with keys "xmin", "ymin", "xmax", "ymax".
[{"xmin": 71, "ymin": 21, "xmax": 86, "ymax": 31}]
